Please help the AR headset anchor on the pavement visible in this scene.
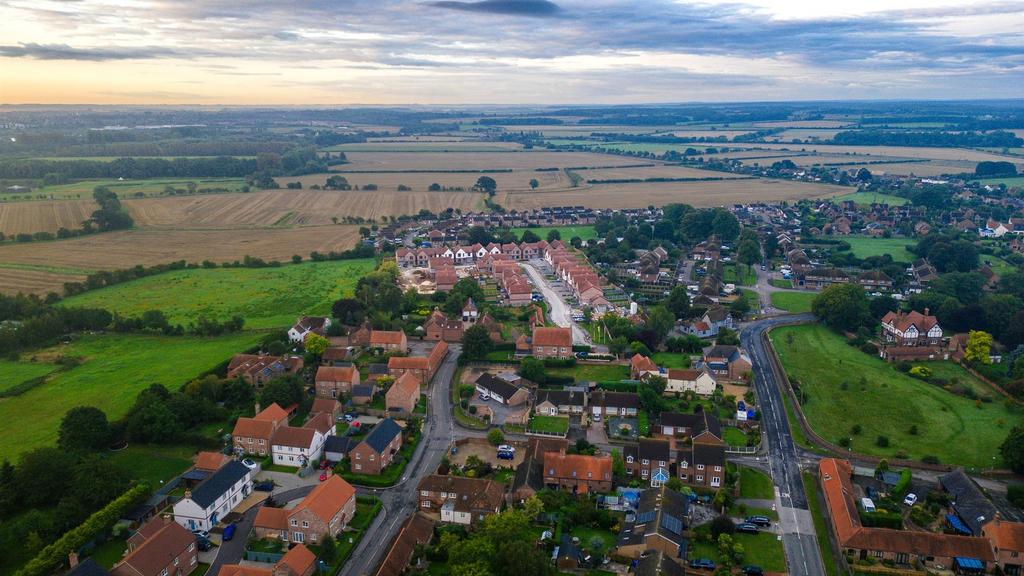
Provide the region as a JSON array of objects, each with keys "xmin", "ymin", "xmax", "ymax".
[
  {"xmin": 741, "ymin": 314, "xmax": 826, "ymax": 576},
  {"xmin": 521, "ymin": 260, "xmax": 590, "ymax": 345}
]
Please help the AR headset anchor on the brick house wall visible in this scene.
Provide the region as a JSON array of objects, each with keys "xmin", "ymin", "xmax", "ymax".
[{"xmin": 349, "ymin": 434, "xmax": 403, "ymax": 475}]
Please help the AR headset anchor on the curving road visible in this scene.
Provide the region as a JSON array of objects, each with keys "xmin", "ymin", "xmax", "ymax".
[{"xmin": 741, "ymin": 314, "xmax": 826, "ymax": 576}]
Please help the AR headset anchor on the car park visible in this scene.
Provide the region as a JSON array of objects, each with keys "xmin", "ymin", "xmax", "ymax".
[
  {"xmin": 736, "ymin": 523, "xmax": 760, "ymax": 534},
  {"xmin": 689, "ymin": 559, "xmax": 716, "ymax": 570},
  {"xmin": 746, "ymin": 515, "xmax": 772, "ymax": 527}
]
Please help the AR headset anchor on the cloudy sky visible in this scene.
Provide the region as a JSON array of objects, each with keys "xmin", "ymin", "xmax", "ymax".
[{"xmin": 0, "ymin": 0, "xmax": 1022, "ymax": 105}]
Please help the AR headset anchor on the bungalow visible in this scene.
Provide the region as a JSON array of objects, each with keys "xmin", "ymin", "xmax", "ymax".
[
  {"xmin": 385, "ymin": 372, "xmax": 421, "ymax": 415},
  {"xmin": 614, "ymin": 486, "xmax": 688, "ymax": 561},
  {"xmin": 227, "ymin": 354, "xmax": 303, "ymax": 388},
  {"xmin": 475, "ymin": 373, "xmax": 530, "ymax": 406},
  {"xmin": 349, "ymin": 418, "xmax": 403, "ymax": 475},
  {"xmin": 253, "ymin": 475, "xmax": 356, "ymax": 545},
  {"xmin": 543, "ymin": 450, "xmax": 613, "ymax": 494},
  {"xmin": 665, "ymin": 368, "xmax": 716, "ymax": 396},
  {"xmin": 173, "ymin": 461, "xmax": 253, "ymax": 531},
  {"xmin": 232, "ymin": 403, "xmax": 289, "ymax": 457},
  {"xmin": 534, "ymin": 388, "xmax": 586, "ymax": 416},
  {"xmin": 111, "ymin": 517, "xmax": 197, "ymax": 576},
  {"xmin": 288, "ymin": 316, "xmax": 331, "ymax": 343},
  {"xmin": 370, "ymin": 330, "xmax": 408, "ymax": 352},
  {"xmin": 624, "ymin": 439, "xmax": 672, "ymax": 487},
  {"xmin": 416, "ymin": 475, "xmax": 505, "ymax": 526},
  {"xmin": 315, "ymin": 365, "xmax": 360, "ymax": 399},
  {"xmin": 589, "ymin": 390, "xmax": 639, "ymax": 419},
  {"xmin": 803, "ymin": 267, "xmax": 849, "ymax": 289}
]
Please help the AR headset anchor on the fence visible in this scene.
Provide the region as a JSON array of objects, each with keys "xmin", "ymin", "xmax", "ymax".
[
  {"xmin": 725, "ymin": 445, "xmax": 759, "ymax": 454},
  {"xmin": 244, "ymin": 551, "xmax": 284, "ymax": 564},
  {"xmin": 525, "ymin": 428, "xmax": 568, "ymax": 438}
]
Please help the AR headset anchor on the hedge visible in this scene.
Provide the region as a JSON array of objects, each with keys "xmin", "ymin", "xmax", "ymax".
[
  {"xmin": 18, "ymin": 483, "xmax": 150, "ymax": 576},
  {"xmin": 891, "ymin": 469, "xmax": 912, "ymax": 498}
]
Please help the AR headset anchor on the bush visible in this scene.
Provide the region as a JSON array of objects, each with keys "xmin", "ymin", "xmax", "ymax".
[
  {"xmin": 1008, "ymin": 484, "xmax": 1024, "ymax": 509},
  {"xmin": 876, "ymin": 436, "xmax": 890, "ymax": 448},
  {"xmin": 909, "ymin": 366, "xmax": 931, "ymax": 380},
  {"xmin": 709, "ymin": 515, "xmax": 735, "ymax": 538},
  {"xmin": 892, "ymin": 469, "xmax": 913, "ymax": 497},
  {"xmin": 487, "ymin": 429, "xmax": 504, "ymax": 446}
]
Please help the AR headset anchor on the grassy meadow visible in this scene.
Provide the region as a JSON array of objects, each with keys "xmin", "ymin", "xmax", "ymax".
[
  {"xmin": 770, "ymin": 324, "xmax": 1017, "ymax": 468},
  {"xmin": 839, "ymin": 235, "xmax": 916, "ymax": 262},
  {"xmin": 833, "ymin": 191, "xmax": 908, "ymax": 206},
  {"xmin": 770, "ymin": 291, "xmax": 816, "ymax": 313},
  {"xmin": 506, "ymin": 225, "xmax": 598, "ymax": 242},
  {"xmin": 0, "ymin": 359, "xmax": 60, "ymax": 393},
  {"xmin": 60, "ymin": 259, "xmax": 375, "ymax": 329},
  {"xmin": 0, "ymin": 332, "xmax": 260, "ymax": 462}
]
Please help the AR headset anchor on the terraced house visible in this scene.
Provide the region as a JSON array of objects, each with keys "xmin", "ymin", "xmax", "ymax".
[
  {"xmin": 227, "ymin": 354, "xmax": 303, "ymax": 387},
  {"xmin": 232, "ymin": 403, "xmax": 289, "ymax": 457},
  {"xmin": 173, "ymin": 461, "xmax": 253, "ymax": 531}
]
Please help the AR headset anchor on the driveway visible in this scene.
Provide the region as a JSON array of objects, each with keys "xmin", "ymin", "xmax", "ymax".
[{"xmin": 521, "ymin": 260, "xmax": 590, "ymax": 345}]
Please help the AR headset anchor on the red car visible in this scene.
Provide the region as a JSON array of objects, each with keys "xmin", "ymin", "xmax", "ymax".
[{"xmin": 319, "ymin": 472, "xmax": 328, "ymax": 482}]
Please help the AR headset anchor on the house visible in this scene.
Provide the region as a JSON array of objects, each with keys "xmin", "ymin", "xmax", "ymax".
[
  {"xmin": 478, "ymin": 312, "xmax": 503, "ymax": 342},
  {"xmin": 615, "ymin": 486, "xmax": 688, "ymax": 560},
  {"xmin": 321, "ymin": 346, "xmax": 353, "ymax": 366},
  {"xmin": 819, "ymin": 458, "xmax": 994, "ymax": 571},
  {"xmin": 981, "ymin": 515, "xmax": 1024, "ymax": 575},
  {"xmin": 534, "ymin": 388, "xmax": 586, "ymax": 416},
  {"xmin": 654, "ymin": 410, "xmax": 726, "ymax": 488},
  {"xmin": 193, "ymin": 451, "xmax": 231, "ymax": 473},
  {"xmin": 111, "ymin": 517, "xmax": 197, "ymax": 576},
  {"xmin": 664, "ymin": 368, "xmax": 716, "ymax": 396},
  {"xmin": 940, "ymin": 470, "xmax": 998, "ymax": 536},
  {"xmin": 462, "ymin": 298, "xmax": 478, "ymax": 323},
  {"xmin": 542, "ymin": 450, "xmax": 613, "ymax": 494},
  {"xmin": 288, "ymin": 316, "xmax": 331, "ymax": 343},
  {"xmin": 385, "ymin": 372, "xmax": 421, "ymax": 415},
  {"xmin": 253, "ymin": 475, "xmax": 356, "ymax": 545},
  {"xmin": 633, "ymin": 549, "xmax": 685, "ymax": 576},
  {"xmin": 232, "ymin": 403, "xmax": 290, "ymax": 457},
  {"xmin": 388, "ymin": 341, "xmax": 448, "ymax": 385},
  {"xmin": 416, "ymin": 475, "xmax": 505, "ymax": 526},
  {"xmin": 173, "ymin": 461, "xmax": 253, "ymax": 531},
  {"xmin": 474, "ymin": 373, "xmax": 530, "ymax": 406},
  {"xmin": 323, "ymin": 436, "xmax": 352, "ymax": 463},
  {"xmin": 624, "ymin": 439, "xmax": 672, "ymax": 487},
  {"xmin": 349, "ymin": 418, "xmax": 403, "ymax": 475},
  {"xmin": 858, "ymin": 270, "xmax": 894, "ymax": 291},
  {"xmin": 435, "ymin": 267, "xmax": 457, "ymax": 292},
  {"xmin": 227, "ymin": 354, "xmax": 303, "ymax": 387},
  {"xmin": 351, "ymin": 384, "xmax": 376, "ymax": 406},
  {"xmin": 912, "ymin": 258, "xmax": 939, "ymax": 284},
  {"xmin": 589, "ymin": 390, "xmax": 639, "ymax": 419},
  {"xmin": 315, "ymin": 366, "xmax": 360, "ymax": 399},
  {"xmin": 370, "ymin": 330, "xmax": 408, "ymax": 352},
  {"xmin": 803, "ymin": 267, "xmax": 850, "ymax": 289},
  {"xmin": 219, "ymin": 544, "xmax": 317, "ymax": 576},
  {"xmin": 881, "ymin": 309, "xmax": 943, "ymax": 347},
  {"xmin": 309, "ymin": 398, "xmax": 341, "ymax": 421},
  {"xmin": 349, "ymin": 322, "xmax": 372, "ymax": 347},
  {"xmin": 654, "ymin": 410, "xmax": 722, "ymax": 443},
  {"xmin": 701, "ymin": 345, "xmax": 751, "ymax": 382},
  {"xmin": 529, "ymin": 326, "xmax": 574, "ymax": 359},
  {"xmin": 630, "ymin": 354, "xmax": 660, "ymax": 380},
  {"xmin": 422, "ymin": 309, "xmax": 463, "ymax": 342},
  {"xmin": 270, "ymin": 413, "xmax": 333, "ymax": 468},
  {"xmin": 511, "ymin": 438, "xmax": 570, "ymax": 503},
  {"xmin": 683, "ymin": 306, "xmax": 734, "ymax": 337},
  {"xmin": 374, "ymin": 514, "xmax": 435, "ymax": 576}
]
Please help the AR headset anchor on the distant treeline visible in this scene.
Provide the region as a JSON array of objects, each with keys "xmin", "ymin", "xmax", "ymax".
[
  {"xmin": 0, "ymin": 156, "xmax": 258, "ymax": 180},
  {"xmin": 478, "ymin": 117, "xmax": 564, "ymax": 125},
  {"xmin": 585, "ymin": 176, "xmax": 745, "ymax": 184},
  {"xmin": 831, "ymin": 130, "xmax": 1023, "ymax": 148},
  {"xmin": 43, "ymin": 140, "xmax": 294, "ymax": 158}
]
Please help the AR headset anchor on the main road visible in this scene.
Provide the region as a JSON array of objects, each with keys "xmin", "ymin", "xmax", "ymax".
[{"xmin": 741, "ymin": 314, "xmax": 826, "ymax": 576}]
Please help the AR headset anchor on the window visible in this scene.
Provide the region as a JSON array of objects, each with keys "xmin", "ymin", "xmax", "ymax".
[
  {"xmin": 696, "ymin": 464, "xmax": 704, "ymax": 470},
  {"xmin": 191, "ymin": 557, "xmax": 197, "ymax": 566},
  {"xmin": 714, "ymin": 466, "xmax": 722, "ymax": 472},
  {"xmin": 626, "ymin": 456, "xmax": 633, "ymax": 463},
  {"xmin": 356, "ymin": 453, "xmax": 361, "ymax": 460},
  {"xmin": 422, "ymin": 501, "xmax": 430, "ymax": 508},
  {"xmin": 659, "ymin": 460, "xmax": 665, "ymax": 466},
  {"xmin": 174, "ymin": 558, "xmax": 179, "ymax": 566},
  {"xmin": 874, "ymin": 551, "xmax": 883, "ymax": 559},
  {"xmin": 370, "ymin": 454, "xmax": 376, "ymax": 461},
  {"xmin": 302, "ymin": 521, "xmax": 309, "ymax": 528},
  {"xmin": 188, "ymin": 543, "xmax": 195, "ymax": 552},
  {"xmin": 248, "ymin": 438, "xmax": 253, "ymax": 444},
  {"xmin": 291, "ymin": 520, "xmax": 298, "ymax": 526},
  {"xmin": 642, "ymin": 459, "xmax": 649, "ymax": 465},
  {"xmin": 259, "ymin": 439, "xmax": 265, "ymax": 445},
  {"xmin": 354, "ymin": 464, "xmax": 361, "ymax": 470},
  {"xmin": 310, "ymin": 534, "xmax": 318, "ymax": 542},
  {"xmin": 680, "ymin": 461, "xmax": 688, "ymax": 468},
  {"xmin": 294, "ymin": 532, "xmax": 304, "ymax": 543},
  {"xmin": 420, "ymin": 490, "xmax": 429, "ymax": 496},
  {"xmin": 235, "ymin": 436, "xmax": 243, "ymax": 442},
  {"xmin": 696, "ymin": 475, "xmax": 703, "ymax": 482},
  {"xmin": 711, "ymin": 476, "xmax": 721, "ymax": 487}
]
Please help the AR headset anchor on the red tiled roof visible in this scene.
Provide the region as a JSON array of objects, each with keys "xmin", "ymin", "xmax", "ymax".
[
  {"xmin": 277, "ymin": 544, "xmax": 316, "ymax": 576},
  {"xmin": 983, "ymin": 516, "xmax": 1024, "ymax": 553},
  {"xmin": 532, "ymin": 326, "xmax": 572, "ymax": 347},
  {"xmin": 304, "ymin": 413, "xmax": 334, "ymax": 435},
  {"xmin": 631, "ymin": 354, "xmax": 658, "ymax": 373},
  {"xmin": 253, "ymin": 506, "xmax": 289, "ymax": 531},
  {"xmin": 293, "ymin": 475, "xmax": 356, "ymax": 525},
  {"xmin": 232, "ymin": 417, "xmax": 275, "ymax": 439},
  {"xmin": 194, "ymin": 451, "xmax": 230, "ymax": 472},
  {"xmin": 881, "ymin": 310, "xmax": 939, "ymax": 334},
  {"xmin": 371, "ymin": 331, "xmax": 407, "ymax": 346},
  {"xmin": 543, "ymin": 452, "xmax": 612, "ymax": 482},
  {"xmin": 315, "ymin": 366, "xmax": 357, "ymax": 383},
  {"xmin": 388, "ymin": 356, "xmax": 429, "ymax": 370},
  {"xmin": 114, "ymin": 519, "xmax": 194, "ymax": 576},
  {"xmin": 255, "ymin": 403, "xmax": 288, "ymax": 423}
]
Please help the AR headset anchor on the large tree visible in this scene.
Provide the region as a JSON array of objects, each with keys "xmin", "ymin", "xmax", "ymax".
[
  {"xmin": 663, "ymin": 285, "xmax": 691, "ymax": 320},
  {"xmin": 812, "ymin": 283, "xmax": 870, "ymax": 332},
  {"xmin": 462, "ymin": 324, "xmax": 494, "ymax": 361},
  {"xmin": 645, "ymin": 305, "xmax": 676, "ymax": 345},
  {"xmin": 58, "ymin": 406, "xmax": 111, "ymax": 453},
  {"xmin": 1001, "ymin": 426, "xmax": 1024, "ymax": 474},
  {"xmin": 259, "ymin": 376, "xmax": 305, "ymax": 410}
]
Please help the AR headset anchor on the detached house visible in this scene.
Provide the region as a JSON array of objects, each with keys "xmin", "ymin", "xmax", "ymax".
[
  {"xmin": 630, "ymin": 354, "xmax": 661, "ymax": 380},
  {"xmin": 315, "ymin": 366, "xmax": 360, "ymax": 399},
  {"xmin": 288, "ymin": 317, "xmax": 331, "ymax": 343},
  {"xmin": 111, "ymin": 517, "xmax": 197, "ymax": 576},
  {"xmin": 881, "ymin": 309, "xmax": 943, "ymax": 346},
  {"xmin": 232, "ymin": 403, "xmax": 289, "ymax": 457},
  {"xmin": 227, "ymin": 354, "xmax": 303, "ymax": 388},
  {"xmin": 219, "ymin": 544, "xmax": 317, "ymax": 576},
  {"xmin": 349, "ymin": 418, "xmax": 403, "ymax": 475},
  {"xmin": 655, "ymin": 411, "xmax": 726, "ymax": 489},
  {"xmin": 529, "ymin": 326, "xmax": 574, "ymax": 359},
  {"xmin": 416, "ymin": 475, "xmax": 505, "ymax": 526},
  {"xmin": 589, "ymin": 390, "xmax": 639, "ymax": 419},
  {"xmin": 534, "ymin": 388, "xmax": 586, "ymax": 416},
  {"xmin": 684, "ymin": 306, "xmax": 734, "ymax": 338},
  {"xmin": 543, "ymin": 450, "xmax": 613, "ymax": 494},
  {"xmin": 253, "ymin": 475, "xmax": 357, "ymax": 545},
  {"xmin": 173, "ymin": 461, "xmax": 253, "ymax": 531},
  {"xmin": 701, "ymin": 345, "xmax": 751, "ymax": 382},
  {"xmin": 665, "ymin": 368, "xmax": 716, "ymax": 396},
  {"xmin": 385, "ymin": 372, "xmax": 421, "ymax": 415},
  {"xmin": 422, "ymin": 309, "xmax": 464, "ymax": 343},
  {"xmin": 474, "ymin": 373, "xmax": 529, "ymax": 406}
]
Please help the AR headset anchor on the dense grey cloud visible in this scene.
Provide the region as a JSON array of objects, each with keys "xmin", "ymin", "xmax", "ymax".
[
  {"xmin": 0, "ymin": 42, "xmax": 182, "ymax": 61},
  {"xmin": 429, "ymin": 0, "xmax": 561, "ymax": 16}
]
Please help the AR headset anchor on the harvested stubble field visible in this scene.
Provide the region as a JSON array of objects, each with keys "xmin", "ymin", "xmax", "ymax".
[
  {"xmin": 576, "ymin": 165, "xmax": 748, "ymax": 181},
  {"xmin": 336, "ymin": 150, "xmax": 651, "ymax": 171},
  {"xmin": 282, "ymin": 170, "xmax": 570, "ymax": 192},
  {"xmin": 22, "ymin": 177, "xmax": 248, "ymax": 200},
  {"xmin": 0, "ymin": 199, "xmax": 94, "ymax": 234},
  {"xmin": 326, "ymin": 141, "xmax": 523, "ymax": 152},
  {"xmin": 763, "ymin": 129, "xmax": 844, "ymax": 141},
  {"xmin": 751, "ymin": 120, "xmax": 853, "ymax": 128},
  {"xmin": 738, "ymin": 154, "xmax": 916, "ymax": 166},
  {"xmin": 502, "ymin": 178, "xmax": 847, "ymax": 210},
  {"xmin": 0, "ymin": 225, "xmax": 361, "ymax": 295},
  {"xmin": 661, "ymin": 130, "xmax": 753, "ymax": 138},
  {"xmin": 745, "ymin": 143, "xmax": 1024, "ymax": 165},
  {"xmin": 842, "ymin": 162, "xmax": 971, "ymax": 177}
]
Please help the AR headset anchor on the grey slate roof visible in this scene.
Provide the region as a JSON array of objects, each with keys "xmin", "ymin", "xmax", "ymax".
[
  {"xmin": 66, "ymin": 558, "xmax": 111, "ymax": 576},
  {"xmin": 189, "ymin": 461, "xmax": 249, "ymax": 509},
  {"xmin": 940, "ymin": 469, "xmax": 996, "ymax": 535},
  {"xmin": 362, "ymin": 418, "xmax": 402, "ymax": 453},
  {"xmin": 475, "ymin": 373, "xmax": 523, "ymax": 400},
  {"xmin": 324, "ymin": 435, "xmax": 352, "ymax": 455}
]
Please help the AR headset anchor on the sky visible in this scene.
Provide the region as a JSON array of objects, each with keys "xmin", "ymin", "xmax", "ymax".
[{"xmin": 0, "ymin": 0, "xmax": 1022, "ymax": 105}]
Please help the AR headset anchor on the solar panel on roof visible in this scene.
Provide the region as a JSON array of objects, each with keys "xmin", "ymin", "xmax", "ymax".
[
  {"xmin": 661, "ymin": 514, "xmax": 683, "ymax": 534},
  {"xmin": 635, "ymin": 510, "xmax": 656, "ymax": 524}
]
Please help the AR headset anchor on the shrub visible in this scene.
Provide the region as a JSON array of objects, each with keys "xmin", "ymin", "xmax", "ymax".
[
  {"xmin": 909, "ymin": 366, "xmax": 931, "ymax": 380},
  {"xmin": 1008, "ymin": 484, "xmax": 1024, "ymax": 509},
  {"xmin": 876, "ymin": 436, "xmax": 890, "ymax": 448},
  {"xmin": 838, "ymin": 437, "xmax": 851, "ymax": 448},
  {"xmin": 851, "ymin": 424, "xmax": 862, "ymax": 435}
]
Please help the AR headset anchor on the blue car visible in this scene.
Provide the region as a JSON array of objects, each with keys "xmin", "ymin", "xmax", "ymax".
[
  {"xmin": 689, "ymin": 558, "xmax": 716, "ymax": 570},
  {"xmin": 497, "ymin": 451, "xmax": 515, "ymax": 460},
  {"xmin": 222, "ymin": 523, "xmax": 237, "ymax": 542}
]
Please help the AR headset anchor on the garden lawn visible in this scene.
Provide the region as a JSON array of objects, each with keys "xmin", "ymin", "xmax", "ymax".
[
  {"xmin": 833, "ymin": 191, "xmax": 908, "ymax": 206},
  {"xmin": 771, "ymin": 324, "xmax": 1017, "ymax": 467},
  {"xmin": 107, "ymin": 444, "xmax": 196, "ymax": 485},
  {"xmin": 770, "ymin": 279, "xmax": 792, "ymax": 289},
  {"xmin": 839, "ymin": 236, "xmax": 915, "ymax": 262},
  {"xmin": 507, "ymin": 225, "xmax": 597, "ymax": 242},
  {"xmin": 59, "ymin": 259, "xmax": 376, "ymax": 329},
  {"xmin": 0, "ymin": 331, "xmax": 260, "ymax": 462},
  {"xmin": 0, "ymin": 359, "xmax": 59, "ymax": 394},
  {"xmin": 739, "ymin": 467, "xmax": 774, "ymax": 500},
  {"xmin": 734, "ymin": 532, "xmax": 786, "ymax": 572},
  {"xmin": 528, "ymin": 415, "xmax": 570, "ymax": 434},
  {"xmin": 87, "ymin": 536, "xmax": 128, "ymax": 569},
  {"xmin": 548, "ymin": 363, "xmax": 630, "ymax": 382},
  {"xmin": 770, "ymin": 291, "xmax": 816, "ymax": 313},
  {"xmin": 651, "ymin": 352, "xmax": 689, "ymax": 369},
  {"xmin": 723, "ymin": 427, "xmax": 747, "ymax": 447},
  {"xmin": 569, "ymin": 526, "xmax": 617, "ymax": 553}
]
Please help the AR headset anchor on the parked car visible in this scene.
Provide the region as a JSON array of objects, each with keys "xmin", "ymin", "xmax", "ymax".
[
  {"xmin": 319, "ymin": 459, "xmax": 332, "ymax": 470},
  {"xmin": 196, "ymin": 538, "xmax": 212, "ymax": 552},
  {"xmin": 253, "ymin": 481, "xmax": 274, "ymax": 492},
  {"xmin": 479, "ymin": 392, "xmax": 490, "ymax": 400},
  {"xmin": 319, "ymin": 472, "xmax": 329, "ymax": 482},
  {"xmin": 222, "ymin": 523, "xmax": 237, "ymax": 542},
  {"xmin": 497, "ymin": 451, "xmax": 515, "ymax": 460},
  {"xmin": 743, "ymin": 566, "xmax": 764, "ymax": 575},
  {"xmin": 689, "ymin": 559, "xmax": 716, "ymax": 570},
  {"xmin": 903, "ymin": 493, "xmax": 918, "ymax": 506},
  {"xmin": 241, "ymin": 458, "xmax": 258, "ymax": 471},
  {"xmin": 736, "ymin": 523, "xmax": 760, "ymax": 534},
  {"xmin": 343, "ymin": 413, "xmax": 355, "ymax": 422},
  {"xmin": 746, "ymin": 515, "xmax": 772, "ymax": 527},
  {"xmin": 191, "ymin": 529, "xmax": 210, "ymax": 540},
  {"xmin": 497, "ymin": 445, "xmax": 516, "ymax": 453}
]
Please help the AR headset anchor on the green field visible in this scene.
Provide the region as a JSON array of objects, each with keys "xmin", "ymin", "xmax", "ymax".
[
  {"xmin": 0, "ymin": 359, "xmax": 59, "ymax": 393},
  {"xmin": 979, "ymin": 176, "xmax": 1024, "ymax": 189},
  {"xmin": 24, "ymin": 177, "xmax": 247, "ymax": 199},
  {"xmin": 548, "ymin": 363, "xmax": 629, "ymax": 382},
  {"xmin": 323, "ymin": 143, "xmax": 518, "ymax": 152},
  {"xmin": 833, "ymin": 191, "xmax": 908, "ymax": 206},
  {"xmin": 506, "ymin": 225, "xmax": 598, "ymax": 242},
  {"xmin": 739, "ymin": 466, "xmax": 774, "ymax": 499},
  {"xmin": 651, "ymin": 352, "xmax": 689, "ymax": 369},
  {"xmin": 839, "ymin": 235, "xmax": 916, "ymax": 262},
  {"xmin": 60, "ymin": 259, "xmax": 375, "ymax": 329},
  {"xmin": 0, "ymin": 332, "xmax": 260, "ymax": 461},
  {"xmin": 528, "ymin": 415, "xmax": 570, "ymax": 434},
  {"xmin": 771, "ymin": 324, "xmax": 1016, "ymax": 467},
  {"xmin": 107, "ymin": 444, "xmax": 196, "ymax": 486},
  {"xmin": 770, "ymin": 291, "xmax": 816, "ymax": 313}
]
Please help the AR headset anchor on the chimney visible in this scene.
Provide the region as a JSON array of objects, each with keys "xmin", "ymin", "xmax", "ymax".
[
  {"xmin": 163, "ymin": 514, "xmax": 172, "ymax": 525},
  {"xmin": 924, "ymin": 307, "xmax": 929, "ymax": 316},
  {"xmin": 254, "ymin": 402, "xmax": 261, "ymax": 415},
  {"xmin": 68, "ymin": 552, "xmax": 79, "ymax": 569},
  {"xmin": 184, "ymin": 489, "xmax": 192, "ymax": 500}
]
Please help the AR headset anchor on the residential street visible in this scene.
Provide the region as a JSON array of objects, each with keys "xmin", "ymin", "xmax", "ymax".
[{"xmin": 521, "ymin": 260, "xmax": 591, "ymax": 345}]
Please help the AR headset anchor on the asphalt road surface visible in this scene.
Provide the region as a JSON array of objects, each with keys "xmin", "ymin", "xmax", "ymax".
[
  {"xmin": 521, "ymin": 260, "xmax": 590, "ymax": 345},
  {"xmin": 741, "ymin": 314, "xmax": 826, "ymax": 576}
]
